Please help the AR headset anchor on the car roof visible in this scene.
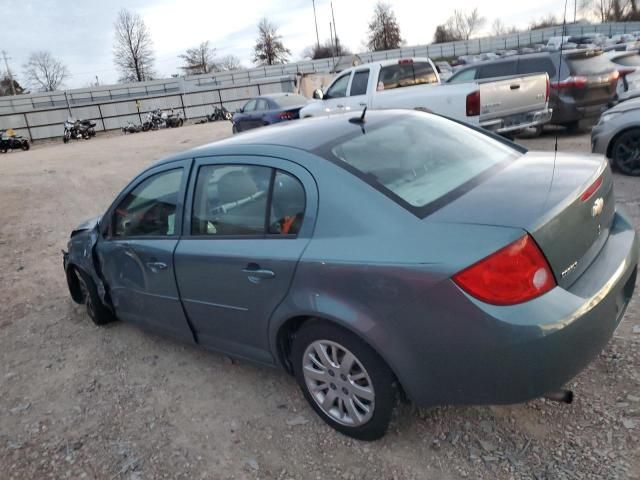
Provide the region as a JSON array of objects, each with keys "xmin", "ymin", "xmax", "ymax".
[{"xmin": 151, "ymin": 110, "xmax": 412, "ymax": 167}]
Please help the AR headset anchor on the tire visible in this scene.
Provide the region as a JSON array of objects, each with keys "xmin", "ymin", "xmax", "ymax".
[
  {"xmin": 63, "ymin": 133, "xmax": 69, "ymax": 144},
  {"xmin": 74, "ymin": 268, "xmax": 117, "ymax": 326},
  {"xmin": 232, "ymin": 124, "xmax": 239, "ymax": 134},
  {"xmin": 291, "ymin": 320, "xmax": 397, "ymax": 441},
  {"xmin": 564, "ymin": 120, "xmax": 587, "ymax": 134},
  {"xmin": 21, "ymin": 141, "xmax": 29, "ymax": 151},
  {"xmin": 178, "ymin": 119, "xmax": 183, "ymax": 127},
  {"xmin": 611, "ymin": 128, "xmax": 640, "ymax": 176}
]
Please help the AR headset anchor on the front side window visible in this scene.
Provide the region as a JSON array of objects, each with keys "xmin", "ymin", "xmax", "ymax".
[
  {"xmin": 243, "ymin": 99, "xmax": 257, "ymax": 112},
  {"xmin": 378, "ymin": 62, "xmax": 438, "ymax": 90},
  {"xmin": 192, "ymin": 165, "xmax": 271, "ymax": 236},
  {"xmin": 323, "ymin": 113, "xmax": 520, "ymax": 214},
  {"xmin": 326, "ymin": 74, "xmax": 350, "ymax": 99},
  {"xmin": 113, "ymin": 169, "xmax": 183, "ymax": 237}
]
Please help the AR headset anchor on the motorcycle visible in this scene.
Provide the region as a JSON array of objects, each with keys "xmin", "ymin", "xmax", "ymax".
[
  {"xmin": 0, "ymin": 129, "xmax": 30, "ymax": 153},
  {"xmin": 197, "ymin": 105, "xmax": 233, "ymax": 123},
  {"xmin": 142, "ymin": 109, "xmax": 164, "ymax": 131},
  {"xmin": 121, "ymin": 121, "xmax": 142, "ymax": 134},
  {"xmin": 63, "ymin": 117, "xmax": 96, "ymax": 143},
  {"xmin": 164, "ymin": 109, "xmax": 184, "ymax": 128}
]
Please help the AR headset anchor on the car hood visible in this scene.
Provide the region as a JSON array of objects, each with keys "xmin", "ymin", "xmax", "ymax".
[
  {"xmin": 71, "ymin": 215, "xmax": 101, "ymax": 236},
  {"xmin": 604, "ymin": 96, "xmax": 640, "ymax": 114}
]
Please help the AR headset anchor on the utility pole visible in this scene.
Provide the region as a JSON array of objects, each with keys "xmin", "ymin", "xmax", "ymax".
[
  {"xmin": 312, "ymin": 0, "xmax": 320, "ymax": 49},
  {"xmin": 1, "ymin": 50, "xmax": 17, "ymax": 96},
  {"xmin": 574, "ymin": 0, "xmax": 577, "ymax": 23},
  {"xmin": 331, "ymin": 2, "xmax": 338, "ymax": 55}
]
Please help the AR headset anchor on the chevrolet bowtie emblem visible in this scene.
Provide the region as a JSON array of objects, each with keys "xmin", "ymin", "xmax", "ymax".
[{"xmin": 592, "ymin": 197, "xmax": 604, "ymax": 217}]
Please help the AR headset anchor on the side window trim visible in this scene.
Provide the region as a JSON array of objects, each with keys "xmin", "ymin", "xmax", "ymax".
[
  {"xmin": 103, "ymin": 160, "xmax": 192, "ymax": 240},
  {"xmin": 182, "ymin": 156, "xmax": 316, "ymax": 240}
]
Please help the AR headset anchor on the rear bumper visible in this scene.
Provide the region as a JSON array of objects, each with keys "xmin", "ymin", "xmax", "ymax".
[
  {"xmin": 394, "ymin": 209, "xmax": 638, "ymax": 406},
  {"xmin": 552, "ymin": 99, "xmax": 611, "ymax": 125},
  {"xmin": 481, "ymin": 108, "xmax": 553, "ymax": 133}
]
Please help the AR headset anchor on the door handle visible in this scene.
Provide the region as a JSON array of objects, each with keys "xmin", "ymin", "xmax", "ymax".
[
  {"xmin": 242, "ymin": 264, "xmax": 276, "ymax": 282},
  {"xmin": 358, "ymin": 102, "xmax": 367, "ymax": 107},
  {"xmin": 146, "ymin": 261, "xmax": 168, "ymax": 273},
  {"xmin": 510, "ymin": 84, "xmax": 520, "ymax": 90}
]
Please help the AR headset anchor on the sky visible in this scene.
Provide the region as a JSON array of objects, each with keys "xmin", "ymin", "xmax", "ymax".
[{"xmin": 2, "ymin": 0, "xmax": 572, "ymax": 89}]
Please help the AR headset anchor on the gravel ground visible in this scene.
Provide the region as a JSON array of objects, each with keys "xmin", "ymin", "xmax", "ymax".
[{"xmin": 0, "ymin": 122, "xmax": 639, "ymax": 480}]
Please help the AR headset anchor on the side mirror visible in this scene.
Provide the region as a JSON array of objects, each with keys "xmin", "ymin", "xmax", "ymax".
[
  {"xmin": 236, "ymin": 107, "xmax": 244, "ymax": 113},
  {"xmin": 312, "ymin": 88, "xmax": 324, "ymax": 100}
]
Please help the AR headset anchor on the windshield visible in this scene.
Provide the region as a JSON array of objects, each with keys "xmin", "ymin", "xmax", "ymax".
[{"xmin": 323, "ymin": 113, "xmax": 521, "ymax": 215}]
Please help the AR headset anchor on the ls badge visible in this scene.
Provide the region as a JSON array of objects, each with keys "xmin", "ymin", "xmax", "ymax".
[{"xmin": 592, "ymin": 197, "xmax": 604, "ymax": 217}]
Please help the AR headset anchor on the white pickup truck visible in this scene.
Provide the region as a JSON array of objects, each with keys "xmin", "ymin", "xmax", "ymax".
[{"xmin": 299, "ymin": 58, "xmax": 552, "ymax": 134}]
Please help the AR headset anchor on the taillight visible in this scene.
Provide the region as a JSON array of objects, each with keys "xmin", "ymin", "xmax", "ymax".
[
  {"xmin": 618, "ymin": 67, "xmax": 636, "ymax": 77},
  {"xmin": 466, "ymin": 90, "xmax": 480, "ymax": 116},
  {"xmin": 551, "ymin": 75, "xmax": 588, "ymax": 89},
  {"xmin": 545, "ymin": 75, "xmax": 550, "ymax": 102},
  {"xmin": 398, "ymin": 59, "xmax": 413, "ymax": 65},
  {"xmin": 279, "ymin": 111, "xmax": 295, "ymax": 120},
  {"xmin": 580, "ymin": 174, "xmax": 603, "ymax": 201},
  {"xmin": 453, "ymin": 235, "xmax": 556, "ymax": 305}
]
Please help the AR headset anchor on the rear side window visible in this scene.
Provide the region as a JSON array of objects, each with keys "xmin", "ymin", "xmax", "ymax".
[
  {"xmin": 269, "ymin": 171, "xmax": 305, "ymax": 235},
  {"xmin": 566, "ymin": 53, "xmax": 615, "ymax": 75},
  {"xmin": 517, "ymin": 57, "xmax": 556, "ymax": 77},
  {"xmin": 323, "ymin": 113, "xmax": 520, "ymax": 215},
  {"xmin": 255, "ymin": 99, "xmax": 270, "ymax": 111},
  {"xmin": 192, "ymin": 165, "xmax": 271, "ymax": 236},
  {"xmin": 377, "ymin": 62, "xmax": 438, "ymax": 90},
  {"xmin": 478, "ymin": 61, "xmax": 517, "ymax": 79},
  {"xmin": 349, "ymin": 70, "xmax": 370, "ymax": 96}
]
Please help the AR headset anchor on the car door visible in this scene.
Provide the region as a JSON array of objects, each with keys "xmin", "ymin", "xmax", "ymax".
[
  {"xmin": 343, "ymin": 68, "xmax": 371, "ymax": 113},
  {"xmin": 251, "ymin": 98, "xmax": 270, "ymax": 128},
  {"xmin": 237, "ymin": 99, "xmax": 257, "ymax": 131},
  {"xmin": 174, "ymin": 156, "xmax": 318, "ymax": 363},
  {"xmin": 97, "ymin": 160, "xmax": 195, "ymax": 343},
  {"xmin": 321, "ymin": 72, "xmax": 352, "ymax": 114}
]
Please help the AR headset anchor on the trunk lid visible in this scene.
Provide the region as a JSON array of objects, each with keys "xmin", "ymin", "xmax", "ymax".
[
  {"xmin": 562, "ymin": 50, "xmax": 618, "ymax": 107},
  {"xmin": 478, "ymin": 73, "xmax": 549, "ymax": 120},
  {"xmin": 429, "ymin": 152, "xmax": 614, "ymax": 288}
]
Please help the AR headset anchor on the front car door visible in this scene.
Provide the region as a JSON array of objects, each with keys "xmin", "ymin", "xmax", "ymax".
[
  {"xmin": 237, "ymin": 99, "xmax": 257, "ymax": 132},
  {"xmin": 343, "ymin": 68, "xmax": 371, "ymax": 113},
  {"xmin": 174, "ymin": 156, "xmax": 318, "ymax": 363},
  {"xmin": 97, "ymin": 160, "xmax": 195, "ymax": 343}
]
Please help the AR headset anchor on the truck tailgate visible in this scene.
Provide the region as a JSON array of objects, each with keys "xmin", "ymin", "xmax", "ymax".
[{"xmin": 478, "ymin": 73, "xmax": 549, "ymax": 121}]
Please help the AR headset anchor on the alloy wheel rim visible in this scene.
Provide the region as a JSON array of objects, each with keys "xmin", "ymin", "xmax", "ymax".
[
  {"xmin": 615, "ymin": 135, "xmax": 640, "ymax": 174},
  {"xmin": 302, "ymin": 340, "xmax": 375, "ymax": 427}
]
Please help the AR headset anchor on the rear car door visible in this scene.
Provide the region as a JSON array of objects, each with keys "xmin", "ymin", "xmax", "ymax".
[
  {"xmin": 174, "ymin": 156, "xmax": 318, "ymax": 363},
  {"xmin": 343, "ymin": 68, "xmax": 371, "ymax": 112},
  {"xmin": 97, "ymin": 161, "xmax": 195, "ymax": 342}
]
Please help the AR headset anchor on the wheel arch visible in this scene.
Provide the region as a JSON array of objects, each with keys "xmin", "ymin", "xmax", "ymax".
[
  {"xmin": 606, "ymin": 126, "xmax": 640, "ymax": 159},
  {"xmin": 272, "ymin": 312, "xmax": 409, "ymax": 401}
]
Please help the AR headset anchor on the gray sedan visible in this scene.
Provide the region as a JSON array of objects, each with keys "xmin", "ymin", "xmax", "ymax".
[
  {"xmin": 592, "ymin": 97, "xmax": 640, "ymax": 175},
  {"xmin": 63, "ymin": 110, "xmax": 638, "ymax": 440}
]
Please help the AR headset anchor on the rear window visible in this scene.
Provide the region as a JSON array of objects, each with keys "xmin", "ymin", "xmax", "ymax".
[
  {"xmin": 518, "ymin": 57, "xmax": 556, "ymax": 78},
  {"xmin": 610, "ymin": 54, "xmax": 640, "ymax": 67},
  {"xmin": 350, "ymin": 70, "xmax": 370, "ymax": 96},
  {"xmin": 377, "ymin": 62, "xmax": 438, "ymax": 90},
  {"xmin": 478, "ymin": 61, "xmax": 517, "ymax": 78},
  {"xmin": 566, "ymin": 53, "xmax": 615, "ymax": 75},
  {"xmin": 322, "ymin": 113, "xmax": 520, "ymax": 215}
]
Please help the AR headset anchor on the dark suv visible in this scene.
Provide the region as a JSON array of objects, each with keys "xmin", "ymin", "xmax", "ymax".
[{"xmin": 448, "ymin": 50, "xmax": 618, "ymax": 131}]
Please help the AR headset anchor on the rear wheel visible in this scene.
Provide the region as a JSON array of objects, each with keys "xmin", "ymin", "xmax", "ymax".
[
  {"xmin": 292, "ymin": 321, "xmax": 397, "ymax": 441},
  {"xmin": 74, "ymin": 268, "xmax": 117, "ymax": 326},
  {"xmin": 178, "ymin": 118, "xmax": 183, "ymax": 127},
  {"xmin": 611, "ymin": 128, "xmax": 640, "ymax": 176},
  {"xmin": 564, "ymin": 120, "xmax": 588, "ymax": 134},
  {"xmin": 232, "ymin": 124, "xmax": 239, "ymax": 134}
]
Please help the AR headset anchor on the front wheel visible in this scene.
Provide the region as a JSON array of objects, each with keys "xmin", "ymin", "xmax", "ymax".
[
  {"xmin": 292, "ymin": 321, "xmax": 397, "ymax": 441},
  {"xmin": 232, "ymin": 124, "xmax": 239, "ymax": 134},
  {"xmin": 21, "ymin": 140, "xmax": 30, "ymax": 151},
  {"xmin": 74, "ymin": 268, "xmax": 117, "ymax": 326},
  {"xmin": 611, "ymin": 128, "xmax": 640, "ymax": 176}
]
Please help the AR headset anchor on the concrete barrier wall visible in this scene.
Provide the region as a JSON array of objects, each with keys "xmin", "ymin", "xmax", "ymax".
[{"xmin": 0, "ymin": 77, "xmax": 295, "ymax": 140}]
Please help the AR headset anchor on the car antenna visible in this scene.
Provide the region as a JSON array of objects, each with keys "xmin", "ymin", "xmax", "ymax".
[
  {"xmin": 349, "ymin": 107, "xmax": 367, "ymax": 133},
  {"xmin": 555, "ymin": 0, "xmax": 569, "ymax": 158}
]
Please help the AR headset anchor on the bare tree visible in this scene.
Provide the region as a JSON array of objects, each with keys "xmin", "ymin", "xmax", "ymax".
[
  {"xmin": 447, "ymin": 8, "xmax": 486, "ymax": 41},
  {"xmin": 113, "ymin": 8, "xmax": 155, "ymax": 82},
  {"xmin": 22, "ymin": 51, "xmax": 69, "ymax": 92},
  {"xmin": 217, "ymin": 55, "xmax": 242, "ymax": 71},
  {"xmin": 367, "ymin": 2, "xmax": 403, "ymax": 51},
  {"xmin": 179, "ymin": 41, "xmax": 216, "ymax": 75},
  {"xmin": 253, "ymin": 18, "xmax": 291, "ymax": 66},
  {"xmin": 432, "ymin": 25, "xmax": 461, "ymax": 43},
  {"xmin": 304, "ymin": 37, "xmax": 351, "ymax": 60},
  {"xmin": 529, "ymin": 14, "xmax": 561, "ymax": 30},
  {"xmin": 0, "ymin": 72, "xmax": 27, "ymax": 96},
  {"xmin": 583, "ymin": 0, "xmax": 634, "ymax": 21}
]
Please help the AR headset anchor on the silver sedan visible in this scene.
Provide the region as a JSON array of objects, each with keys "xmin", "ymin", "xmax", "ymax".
[{"xmin": 592, "ymin": 97, "xmax": 640, "ymax": 176}]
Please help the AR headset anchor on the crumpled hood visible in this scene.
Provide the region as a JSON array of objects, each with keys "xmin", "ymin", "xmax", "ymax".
[{"xmin": 71, "ymin": 215, "xmax": 101, "ymax": 236}]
